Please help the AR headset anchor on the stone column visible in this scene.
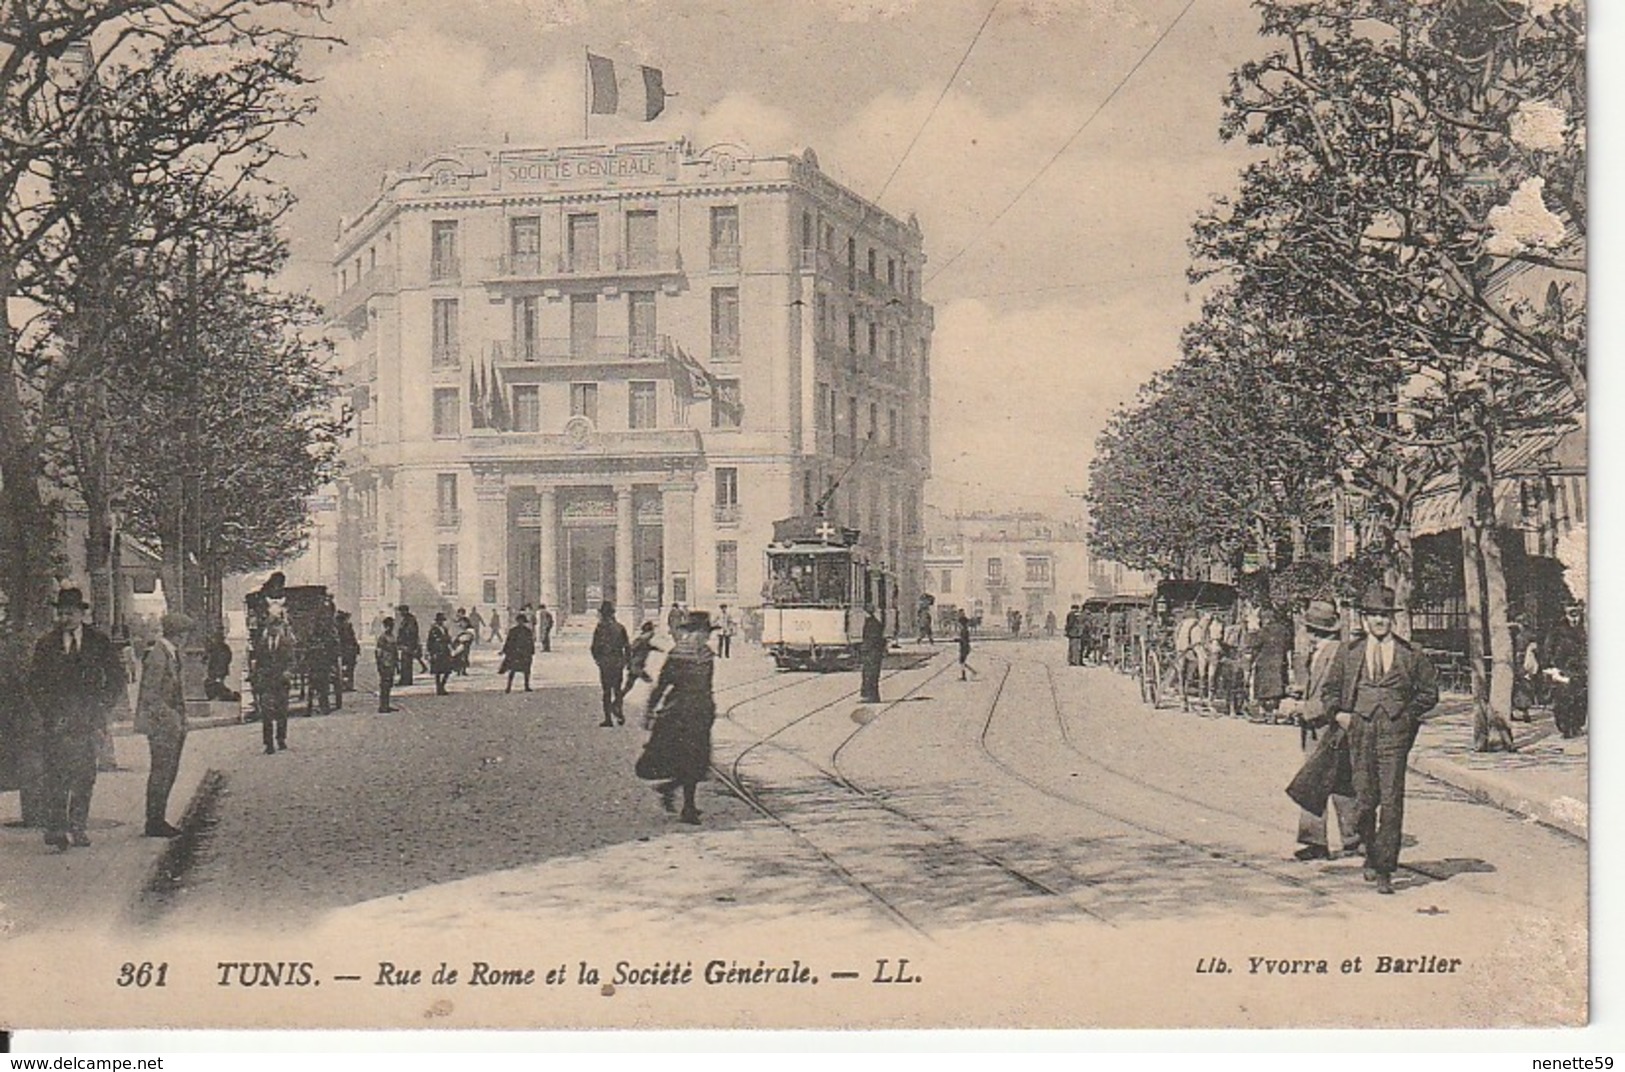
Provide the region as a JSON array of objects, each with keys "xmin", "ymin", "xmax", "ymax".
[
  {"xmin": 538, "ymin": 488, "xmax": 558, "ymax": 609},
  {"xmin": 615, "ymin": 484, "xmax": 636, "ymax": 612},
  {"xmin": 473, "ymin": 468, "xmax": 507, "ymax": 609},
  {"xmin": 660, "ymin": 474, "xmax": 697, "ymax": 607}
]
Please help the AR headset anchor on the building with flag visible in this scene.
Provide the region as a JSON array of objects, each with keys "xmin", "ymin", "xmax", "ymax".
[{"xmin": 327, "ymin": 139, "xmax": 933, "ymax": 628}]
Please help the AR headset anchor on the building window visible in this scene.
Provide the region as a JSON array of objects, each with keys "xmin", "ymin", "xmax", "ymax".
[
  {"xmin": 430, "ymin": 220, "xmax": 459, "ymax": 281},
  {"xmin": 941, "ymin": 569, "xmax": 952, "ymax": 594},
  {"xmin": 846, "ymin": 313, "xmax": 858, "ymax": 357},
  {"xmin": 801, "ymin": 211, "xmax": 814, "ymax": 251},
  {"xmin": 887, "ymin": 257, "xmax": 896, "ymax": 288},
  {"xmin": 814, "ymin": 294, "xmax": 828, "ymax": 339},
  {"xmin": 624, "ymin": 210, "xmax": 658, "ymax": 270},
  {"xmin": 1025, "ymin": 557, "xmax": 1052, "ymax": 584},
  {"xmin": 887, "ymin": 328, "xmax": 897, "ymax": 366},
  {"xmin": 437, "ymin": 544, "xmax": 459, "ymax": 594},
  {"xmin": 803, "ymin": 471, "xmax": 815, "ymax": 513},
  {"xmin": 888, "ymin": 407, "xmax": 898, "ymax": 447},
  {"xmin": 846, "ymin": 236, "xmax": 856, "ymax": 289},
  {"xmin": 431, "ymin": 298, "xmax": 459, "ymax": 367},
  {"xmin": 867, "ymin": 321, "xmax": 877, "ymax": 360},
  {"xmin": 712, "ymin": 379, "xmax": 743, "ymax": 429},
  {"xmin": 628, "ymin": 380, "xmax": 657, "ymax": 429},
  {"xmin": 867, "ymin": 247, "xmax": 877, "ymax": 279},
  {"xmin": 715, "ymin": 467, "xmax": 738, "ymax": 507},
  {"xmin": 906, "ymin": 268, "xmax": 917, "ymax": 298},
  {"xmin": 436, "ymin": 473, "xmax": 459, "ymax": 527},
  {"xmin": 816, "ymin": 382, "xmax": 831, "ymax": 427},
  {"xmin": 432, "ymin": 387, "xmax": 460, "ymax": 438},
  {"xmin": 509, "ymin": 216, "xmax": 541, "ymax": 273},
  {"xmin": 513, "ymin": 384, "xmax": 541, "ymax": 432},
  {"xmin": 511, "ymin": 295, "xmax": 540, "ymax": 362},
  {"xmin": 868, "ymin": 402, "xmax": 878, "ymax": 441},
  {"xmin": 570, "ymin": 294, "xmax": 598, "ymax": 360},
  {"xmin": 847, "ymin": 396, "xmax": 858, "ymax": 452},
  {"xmin": 711, "ymin": 287, "xmax": 740, "ymax": 359},
  {"xmin": 568, "ymin": 213, "xmax": 599, "ymax": 272},
  {"xmin": 987, "ymin": 558, "xmax": 1004, "ymax": 585},
  {"xmin": 715, "ymin": 540, "xmax": 739, "ymax": 594},
  {"xmin": 570, "ymin": 382, "xmax": 599, "ymax": 424},
  {"xmin": 710, "ymin": 205, "xmax": 739, "ymax": 269},
  {"xmin": 628, "ymin": 291, "xmax": 657, "ymax": 357}
]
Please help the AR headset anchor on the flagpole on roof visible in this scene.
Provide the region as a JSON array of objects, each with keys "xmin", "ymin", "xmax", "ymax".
[{"xmin": 583, "ymin": 47, "xmax": 590, "ymax": 139}]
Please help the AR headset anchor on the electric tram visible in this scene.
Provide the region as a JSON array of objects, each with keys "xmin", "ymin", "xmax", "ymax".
[{"xmin": 761, "ymin": 513, "xmax": 898, "ymax": 671}]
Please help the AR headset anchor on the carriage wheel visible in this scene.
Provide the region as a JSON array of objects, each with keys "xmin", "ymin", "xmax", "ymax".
[{"xmin": 1143, "ymin": 648, "xmax": 1163, "ymax": 708}]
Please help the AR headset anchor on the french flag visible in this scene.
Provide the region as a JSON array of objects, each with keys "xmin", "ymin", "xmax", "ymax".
[{"xmin": 587, "ymin": 52, "xmax": 667, "ymax": 121}]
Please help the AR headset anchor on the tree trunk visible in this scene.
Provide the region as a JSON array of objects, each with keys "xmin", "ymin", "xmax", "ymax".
[
  {"xmin": 0, "ymin": 257, "xmax": 58, "ymax": 632},
  {"xmin": 1460, "ymin": 459, "xmax": 1515, "ymax": 753},
  {"xmin": 1389, "ymin": 506, "xmax": 1417, "ymax": 642}
]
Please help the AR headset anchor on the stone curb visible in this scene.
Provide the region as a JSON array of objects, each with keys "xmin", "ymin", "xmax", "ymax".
[{"xmin": 1408, "ymin": 752, "xmax": 1588, "ymax": 842}]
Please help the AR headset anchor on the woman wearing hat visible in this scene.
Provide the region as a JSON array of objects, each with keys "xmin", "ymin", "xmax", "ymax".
[
  {"xmin": 500, "ymin": 613, "xmax": 535, "ymax": 693},
  {"xmin": 638, "ymin": 611, "xmax": 718, "ymax": 824},
  {"xmin": 426, "ymin": 612, "xmax": 454, "ymax": 696},
  {"xmin": 1291, "ymin": 599, "xmax": 1358, "ymax": 862}
]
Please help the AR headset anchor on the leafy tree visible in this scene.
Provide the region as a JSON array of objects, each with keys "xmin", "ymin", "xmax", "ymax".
[
  {"xmin": 1190, "ymin": 0, "xmax": 1584, "ymax": 749},
  {"xmin": 0, "ymin": 0, "xmax": 331, "ymax": 630}
]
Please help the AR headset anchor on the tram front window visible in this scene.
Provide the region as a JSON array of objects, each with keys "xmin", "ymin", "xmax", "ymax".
[{"xmin": 814, "ymin": 557, "xmax": 848, "ymax": 605}]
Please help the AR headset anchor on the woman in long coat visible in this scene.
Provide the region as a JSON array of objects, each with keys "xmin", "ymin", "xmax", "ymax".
[
  {"xmin": 426, "ymin": 613, "xmax": 454, "ymax": 695},
  {"xmin": 1251, "ymin": 606, "xmax": 1292, "ymax": 721},
  {"xmin": 500, "ymin": 613, "xmax": 535, "ymax": 693},
  {"xmin": 639, "ymin": 612, "xmax": 717, "ymax": 824}
]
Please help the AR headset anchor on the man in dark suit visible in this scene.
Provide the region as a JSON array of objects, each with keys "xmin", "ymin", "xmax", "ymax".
[
  {"xmin": 1318, "ymin": 584, "xmax": 1439, "ymax": 894},
  {"xmin": 395, "ymin": 605, "xmax": 421, "ymax": 686},
  {"xmin": 590, "ymin": 601, "xmax": 630, "ymax": 726},
  {"xmin": 859, "ymin": 605, "xmax": 886, "ymax": 702},
  {"xmin": 253, "ymin": 612, "xmax": 296, "ymax": 754},
  {"xmin": 29, "ymin": 587, "xmax": 126, "ymax": 850}
]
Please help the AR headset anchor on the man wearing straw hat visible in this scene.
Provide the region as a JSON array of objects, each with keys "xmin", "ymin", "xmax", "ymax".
[
  {"xmin": 29, "ymin": 587, "xmax": 126, "ymax": 850},
  {"xmin": 1318, "ymin": 584, "xmax": 1439, "ymax": 894}
]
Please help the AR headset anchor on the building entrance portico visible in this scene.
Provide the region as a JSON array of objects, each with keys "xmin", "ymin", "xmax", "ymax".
[{"xmin": 508, "ymin": 481, "xmax": 673, "ymax": 623}]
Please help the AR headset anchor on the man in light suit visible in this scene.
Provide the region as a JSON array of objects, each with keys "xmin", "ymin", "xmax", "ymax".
[
  {"xmin": 136, "ymin": 612, "xmax": 193, "ymax": 837},
  {"xmin": 1318, "ymin": 584, "xmax": 1440, "ymax": 894}
]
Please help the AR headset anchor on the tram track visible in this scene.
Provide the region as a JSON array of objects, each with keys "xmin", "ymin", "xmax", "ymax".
[
  {"xmin": 713, "ymin": 654, "xmax": 1125, "ymax": 934},
  {"xmin": 989, "ymin": 650, "xmax": 1559, "ymax": 913},
  {"xmin": 969, "ymin": 652, "xmax": 1336, "ymax": 906}
]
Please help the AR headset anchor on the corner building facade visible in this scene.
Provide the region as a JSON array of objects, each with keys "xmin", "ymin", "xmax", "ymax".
[{"xmin": 330, "ymin": 140, "xmax": 932, "ymax": 628}]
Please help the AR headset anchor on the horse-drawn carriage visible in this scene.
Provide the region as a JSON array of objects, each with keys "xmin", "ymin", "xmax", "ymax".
[
  {"xmin": 1132, "ymin": 579, "xmax": 1240, "ymax": 712},
  {"xmin": 245, "ymin": 583, "xmax": 336, "ymax": 717}
]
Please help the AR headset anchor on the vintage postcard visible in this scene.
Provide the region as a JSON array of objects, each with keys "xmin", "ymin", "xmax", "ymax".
[{"xmin": 0, "ymin": 0, "xmax": 1588, "ymax": 1033}]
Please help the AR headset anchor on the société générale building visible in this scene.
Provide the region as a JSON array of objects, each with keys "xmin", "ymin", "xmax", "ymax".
[{"xmin": 329, "ymin": 140, "xmax": 932, "ymax": 630}]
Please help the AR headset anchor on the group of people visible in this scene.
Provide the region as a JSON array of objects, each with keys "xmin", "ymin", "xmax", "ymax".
[{"xmin": 246, "ymin": 575, "xmax": 363, "ymax": 755}]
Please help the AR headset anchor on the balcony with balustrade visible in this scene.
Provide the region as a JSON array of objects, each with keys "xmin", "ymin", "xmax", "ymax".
[
  {"xmin": 492, "ymin": 334, "xmax": 668, "ymax": 378},
  {"xmin": 328, "ymin": 264, "xmax": 397, "ymax": 329},
  {"xmin": 482, "ymin": 249, "xmax": 684, "ymax": 290}
]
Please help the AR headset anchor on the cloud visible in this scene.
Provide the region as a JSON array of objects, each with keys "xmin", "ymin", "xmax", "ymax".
[
  {"xmin": 689, "ymin": 94, "xmax": 800, "ymax": 155},
  {"xmin": 928, "ymin": 290, "xmax": 1186, "ymax": 511}
]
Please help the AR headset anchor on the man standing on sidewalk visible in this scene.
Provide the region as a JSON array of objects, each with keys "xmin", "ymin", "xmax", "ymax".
[
  {"xmin": 135, "ymin": 611, "xmax": 192, "ymax": 838},
  {"xmin": 29, "ymin": 587, "xmax": 126, "ymax": 850},
  {"xmin": 1318, "ymin": 584, "xmax": 1439, "ymax": 895}
]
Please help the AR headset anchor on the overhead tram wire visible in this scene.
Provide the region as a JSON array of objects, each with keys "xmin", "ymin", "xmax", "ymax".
[
  {"xmin": 870, "ymin": 0, "xmax": 1002, "ymax": 207},
  {"xmin": 924, "ymin": 0, "xmax": 1201, "ymax": 287}
]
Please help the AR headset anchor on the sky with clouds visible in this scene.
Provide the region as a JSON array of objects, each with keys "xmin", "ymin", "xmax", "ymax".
[{"xmin": 273, "ymin": 0, "xmax": 1269, "ymax": 517}]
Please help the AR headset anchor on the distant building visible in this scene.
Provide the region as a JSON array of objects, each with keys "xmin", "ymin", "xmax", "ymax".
[
  {"xmin": 921, "ymin": 508, "xmax": 1152, "ymax": 630},
  {"xmin": 327, "ymin": 139, "xmax": 932, "ymax": 626}
]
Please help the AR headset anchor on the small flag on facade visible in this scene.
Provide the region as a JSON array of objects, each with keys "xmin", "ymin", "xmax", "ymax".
[{"xmin": 587, "ymin": 51, "xmax": 667, "ymax": 120}]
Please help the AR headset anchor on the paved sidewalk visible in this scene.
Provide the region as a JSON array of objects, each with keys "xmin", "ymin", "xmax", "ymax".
[{"xmin": 1409, "ymin": 695, "xmax": 1588, "ymax": 841}]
